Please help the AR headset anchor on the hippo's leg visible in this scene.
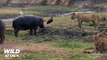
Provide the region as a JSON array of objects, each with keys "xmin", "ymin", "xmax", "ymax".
[
  {"xmin": 14, "ymin": 29, "xmax": 19, "ymax": 37},
  {"xmin": 34, "ymin": 28, "xmax": 37, "ymax": 35},
  {"xmin": 0, "ymin": 37, "xmax": 2, "ymax": 44},
  {"xmin": 30, "ymin": 29, "xmax": 33, "ymax": 35},
  {"xmin": 0, "ymin": 34, "xmax": 4, "ymax": 44},
  {"xmin": 1, "ymin": 34, "xmax": 5, "ymax": 44}
]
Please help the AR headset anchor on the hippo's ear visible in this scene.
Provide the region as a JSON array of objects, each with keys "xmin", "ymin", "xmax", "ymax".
[{"xmin": 47, "ymin": 17, "xmax": 53, "ymax": 24}]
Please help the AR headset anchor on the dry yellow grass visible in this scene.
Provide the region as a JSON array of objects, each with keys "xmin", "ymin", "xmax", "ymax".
[{"xmin": 0, "ymin": 9, "xmax": 19, "ymax": 14}]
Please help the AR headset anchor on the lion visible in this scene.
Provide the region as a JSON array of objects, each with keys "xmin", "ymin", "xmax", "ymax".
[
  {"xmin": 93, "ymin": 32, "xmax": 107, "ymax": 53},
  {"xmin": 71, "ymin": 13, "xmax": 99, "ymax": 28}
]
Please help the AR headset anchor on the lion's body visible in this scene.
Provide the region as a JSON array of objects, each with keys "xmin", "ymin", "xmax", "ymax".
[
  {"xmin": 71, "ymin": 13, "xmax": 99, "ymax": 28},
  {"xmin": 93, "ymin": 32, "xmax": 107, "ymax": 53}
]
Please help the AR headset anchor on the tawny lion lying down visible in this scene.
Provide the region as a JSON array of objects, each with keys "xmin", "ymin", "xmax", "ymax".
[
  {"xmin": 93, "ymin": 32, "xmax": 107, "ymax": 53},
  {"xmin": 71, "ymin": 13, "xmax": 100, "ymax": 28}
]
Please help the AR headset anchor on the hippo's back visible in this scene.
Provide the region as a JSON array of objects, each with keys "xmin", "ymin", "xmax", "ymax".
[{"xmin": 13, "ymin": 15, "xmax": 42, "ymax": 30}]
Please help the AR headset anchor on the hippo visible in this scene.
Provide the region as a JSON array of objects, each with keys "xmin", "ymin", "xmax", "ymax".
[
  {"xmin": 0, "ymin": 20, "xmax": 5, "ymax": 44},
  {"xmin": 12, "ymin": 15, "xmax": 53, "ymax": 37}
]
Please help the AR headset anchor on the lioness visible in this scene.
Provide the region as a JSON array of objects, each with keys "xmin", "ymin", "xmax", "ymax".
[{"xmin": 71, "ymin": 13, "xmax": 99, "ymax": 28}]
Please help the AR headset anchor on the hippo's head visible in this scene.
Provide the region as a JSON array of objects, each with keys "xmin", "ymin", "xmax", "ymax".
[{"xmin": 39, "ymin": 18, "xmax": 44, "ymax": 28}]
